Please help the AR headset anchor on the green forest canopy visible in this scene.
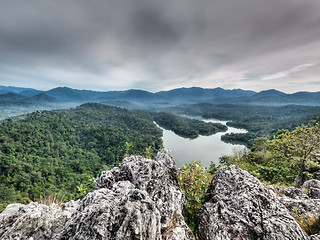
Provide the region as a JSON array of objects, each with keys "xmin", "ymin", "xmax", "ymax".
[{"xmin": 0, "ymin": 103, "xmax": 163, "ymax": 211}]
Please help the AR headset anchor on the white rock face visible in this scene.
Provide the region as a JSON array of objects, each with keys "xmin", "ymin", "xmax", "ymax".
[
  {"xmin": 303, "ymin": 179, "xmax": 320, "ymax": 199},
  {"xmin": 197, "ymin": 165, "xmax": 309, "ymax": 240},
  {"xmin": 278, "ymin": 180, "xmax": 320, "ymax": 238},
  {"xmin": 54, "ymin": 148, "xmax": 194, "ymax": 240},
  {"xmin": 2, "ymin": 151, "xmax": 316, "ymax": 240},
  {"xmin": 54, "ymin": 182, "xmax": 163, "ymax": 239},
  {"xmin": 0, "ymin": 200, "xmax": 78, "ymax": 240}
]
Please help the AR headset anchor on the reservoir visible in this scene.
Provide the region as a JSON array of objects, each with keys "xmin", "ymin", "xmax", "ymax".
[{"xmin": 157, "ymin": 117, "xmax": 247, "ymax": 168}]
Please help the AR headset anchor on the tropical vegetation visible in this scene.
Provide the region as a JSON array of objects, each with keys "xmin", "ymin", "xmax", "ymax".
[
  {"xmin": 0, "ymin": 103, "xmax": 163, "ymax": 211},
  {"xmin": 218, "ymin": 122, "xmax": 320, "ymax": 186}
]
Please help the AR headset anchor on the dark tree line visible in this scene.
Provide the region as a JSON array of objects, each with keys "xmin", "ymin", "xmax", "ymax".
[{"xmin": 154, "ymin": 112, "xmax": 227, "ymax": 139}]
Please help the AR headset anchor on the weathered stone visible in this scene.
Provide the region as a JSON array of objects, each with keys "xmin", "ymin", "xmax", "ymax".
[
  {"xmin": 197, "ymin": 165, "xmax": 309, "ymax": 240},
  {"xmin": 0, "ymin": 200, "xmax": 78, "ymax": 240},
  {"xmin": 303, "ymin": 180, "xmax": 320, "ymax": 190},
  {"xmin": 310, "ymin": 233, "xmax": 320, "ymax": 240},
  {"xmin": 303, "ymin": 179, "xmax": 320, "ymax": 199},
  {"xmin": 278, "ymin": 180, "xmax": 320, "ymax": 236},
  {"xmin": 54, "ymin": 181, "xmax": 162, "ymax": 240},
  {"xmin": 284, "ymin": 187, "xmax": 309, "ymax": 200},
  {"xmin": 278, "ymin": 195, "xmax": 320, "ymax": 221},
  {"xmin": 55, "ymin": 148, "xmax": 194, "ymax": 240}
]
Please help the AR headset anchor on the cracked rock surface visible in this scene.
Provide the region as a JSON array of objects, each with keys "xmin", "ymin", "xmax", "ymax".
[
  {"xmin": 303, "ymin": 179, "xmax": 320, "ymax": 199},
  {"xmin": 54, "ymin": 148, "xmax": 194, "ymax": 240},
  {"xmin": 197, "ymin": 165, "xmax": 309, "ymax": 240},
  {"xmin": 277, "ymin": 180, "xmax": 320, "ymax": 238},
  {"xmin": 0, "ymin": 149, "xmax": 193, "ymax": 240},
  {"xmin": 0, "ymin": 200, "xmax": 78, "ymax": 240}
]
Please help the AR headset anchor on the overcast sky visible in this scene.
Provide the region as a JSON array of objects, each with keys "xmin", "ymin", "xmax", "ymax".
[{"xmin": 0, "ymin": 0, "xmax": 319, "ymax": 93}]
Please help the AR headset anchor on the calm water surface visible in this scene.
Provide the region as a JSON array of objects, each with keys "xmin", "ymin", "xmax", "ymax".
[{"xmin": 157, "ymin": 117, "xmax": 247, "ymax": 168}]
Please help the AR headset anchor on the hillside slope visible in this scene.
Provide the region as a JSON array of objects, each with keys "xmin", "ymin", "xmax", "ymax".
[{"xmin": 0, "ymin": 103, "xmax": 163, "ymax": 210}]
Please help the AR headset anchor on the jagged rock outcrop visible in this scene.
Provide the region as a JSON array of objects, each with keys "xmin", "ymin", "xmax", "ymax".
[
  {"xmin": 0, "ymin": 200, "xmax": 78, "ymax": 240},
  {"xmin": 2, "ymin": 151, "xmax": 317, "ymax": 240},
  {"xmin": 197, "ymin": 165, "xmax": 309, "ymax": 240},
  {"xmin": 54, "ymin": 148, "xmax": 194, "ymax": 240},
  {"xmin": 277, "ymin": 180, "xmax": 320, "ymax": 237},
  {"xmin": 283, "ymin": 186, "xmax": 308, "ymax": 199},
  {"xmin": 279, "ymin": 186, "xmax": 320, "ymax": 218},
  {"xmin": 0, "ymin": 149, "xmax": 193, "ymax": 240},
  {"xmin": 54, "ymin": 182, "xmax": 163, "ymax": 239},
  {"xmin": 303, "ymin": 179, "xmax": 320, "ymax": 199}
]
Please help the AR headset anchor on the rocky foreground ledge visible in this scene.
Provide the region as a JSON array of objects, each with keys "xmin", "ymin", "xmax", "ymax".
[
  {"xmin": 0, "ymin": 149, "xmax": 193, "ymax": 240},
  {"xmin": 197, "ymin": 165, "xmax": 310, "ymax": 240},
  {"xmin": 0, "ymin": 149, "xmax": 319, "ymax": 240}
]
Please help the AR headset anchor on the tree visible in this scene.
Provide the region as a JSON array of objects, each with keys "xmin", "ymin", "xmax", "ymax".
[{"xmin": 268, "ymin": 123, "xmax": 320, "ymax": 186}]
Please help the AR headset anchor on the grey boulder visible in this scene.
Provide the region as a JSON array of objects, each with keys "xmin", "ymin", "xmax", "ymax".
[
  {"xmin": 303, "ymin": 179, "xmax": 320, "ymax": 199},
  {"xmin": 0, "ymin": 200, "xmax": 78, "ymax": 240},
  {"xmin": 54, "ymin": 148, "xmax": 194, "ymax": 240},
  {"xmin": 197, "ymin": 165, "xmax": 309, "ymax": 240}
]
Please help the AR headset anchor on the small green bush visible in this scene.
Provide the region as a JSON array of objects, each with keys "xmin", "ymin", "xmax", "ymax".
[{"xmin": 178, "ymin": 161, "xmax": 212, "ymax": 235}]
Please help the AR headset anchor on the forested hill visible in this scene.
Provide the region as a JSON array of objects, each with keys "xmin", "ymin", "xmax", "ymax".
[{"xmin": 0, "ymin": 103, "xmax": 163, "ymax": 211}]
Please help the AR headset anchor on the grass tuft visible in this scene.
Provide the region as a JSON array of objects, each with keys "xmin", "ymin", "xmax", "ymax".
[
  {"xmin": 293, "ymin": 215, "xmax": 320, "ymax": 235},
  {"xmin": 38, "ymin": 193, "xmax": 66, "ymax": 207}
]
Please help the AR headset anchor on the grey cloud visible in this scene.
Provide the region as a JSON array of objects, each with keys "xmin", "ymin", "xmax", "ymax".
[{"xmin": 0, "ymin": 0, "xmax": 319, "ymax": 92}]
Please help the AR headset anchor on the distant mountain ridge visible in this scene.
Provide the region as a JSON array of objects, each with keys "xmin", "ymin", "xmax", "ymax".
[
  {"xmin": 0, "ymin": 86, "xmax": 37, "ymax": 94},
  {"xmin": 1, "ymin": 85, "xmax": 320, "ymax": 107},
  {"xmin": 0, "ymin": 92, "xmax": 26, "ymax": 101}
]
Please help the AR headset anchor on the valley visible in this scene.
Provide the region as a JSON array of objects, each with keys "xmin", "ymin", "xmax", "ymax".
[
  {"xmin": 1, "ymin": 85, "xmax": 320, "ymax": 231},
  {"xmin": 2, "ymin": 1, "xmax": 320, "ymax": 237},
  {"xmin": 1, "ymin": 85, "xmax": 319, "ymax": 148}
]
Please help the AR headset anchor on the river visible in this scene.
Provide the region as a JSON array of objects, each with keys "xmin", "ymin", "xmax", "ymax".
[{"xmin": 157, "ymin": 117, "xmax": 247, "ymax": 168}]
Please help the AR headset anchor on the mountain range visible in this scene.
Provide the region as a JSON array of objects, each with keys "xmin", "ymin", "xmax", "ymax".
[{"xmin": 1, "ymin": 86, "xmax": 320, "ymax": 107}]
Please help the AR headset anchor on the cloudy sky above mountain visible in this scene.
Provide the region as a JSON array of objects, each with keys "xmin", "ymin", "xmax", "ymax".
[{"xmin": 0, "ymin": 0, "xmax": 319, "ymax": 93}]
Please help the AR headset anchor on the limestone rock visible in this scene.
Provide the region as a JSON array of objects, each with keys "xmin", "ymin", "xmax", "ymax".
[
  {"xmin": 278, "ymin": 180, "xmax": 320, "ymax": 237},
  {"xmin": 284, "ymin": 187, "xmax": 309, "ymax": 200},
  {"xmin": 54, "ymin": 181, "xmax": 162, "ymax": 239},
  {"xmin": 0, "ymin": 200, "xmax": 78, "ymax": 240},
  {"xmin": 303, "ymin": 179, "xmax": 320, "ymax": 199},
  {"xmin": 304, "ymin": 180, "xmax": 320, "ymax": 190},
  {"xmin": 278, "ymin": 195, "xmax": 320, "ymax": 223},
  {"xmin": 197, "ymin": 165, "xmax": 309, "ymax": 240},
  {"xmin": 55, "ymin": 148, "xmax": 194, "ymax": 240},
  {"xmin": 310, "ymin": 233, "xmax": 320, "ymax": 240}
]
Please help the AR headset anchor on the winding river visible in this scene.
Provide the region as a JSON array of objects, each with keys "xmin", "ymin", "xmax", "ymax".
[{"xmin": 157, "ymin": 117, "xmax": 247, "ymax": 168}]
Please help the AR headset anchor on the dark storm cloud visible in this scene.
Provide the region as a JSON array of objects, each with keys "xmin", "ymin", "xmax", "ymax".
[{"xmin": 0, "ymin": 0, "xmax": 319, "ymax": 92}]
